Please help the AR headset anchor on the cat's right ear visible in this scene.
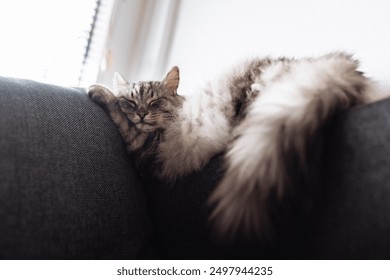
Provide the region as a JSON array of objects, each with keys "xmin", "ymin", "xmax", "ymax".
[{"xmin": 113, "ymin": 72, "xmax": 130, "ymax": 95}]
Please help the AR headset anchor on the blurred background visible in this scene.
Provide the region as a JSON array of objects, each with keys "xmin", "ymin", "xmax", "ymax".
[{"xmin": 0, "ymin": 0, "xmax": 389, "ymax": 93}]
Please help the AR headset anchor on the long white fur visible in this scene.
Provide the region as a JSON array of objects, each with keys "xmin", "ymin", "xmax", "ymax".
[
  {"xmin": 209, "ymin": 53, "xmax": 379, "ymax": 237},
  {"xmin": 158, "ymin": 80, "xmax": 234, "ymax": 179},
  {"xmin": 93, "ymin": 52, "xmax": 389, "ymax": 238}
]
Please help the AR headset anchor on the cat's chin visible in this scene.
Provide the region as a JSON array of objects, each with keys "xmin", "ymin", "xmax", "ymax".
[{"xmin": 135, "ymin": 123, "xmax": 156, "ymax": 133}]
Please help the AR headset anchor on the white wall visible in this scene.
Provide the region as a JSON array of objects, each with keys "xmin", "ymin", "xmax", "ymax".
[{"xmin": 166, "ymin": 0, "xmax": 390, "ymax": 94}]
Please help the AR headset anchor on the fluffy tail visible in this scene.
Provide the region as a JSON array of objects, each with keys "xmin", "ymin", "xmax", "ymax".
[{"xmin": 209, "ymin": 53, "xmax": 373, "ymax": 239}]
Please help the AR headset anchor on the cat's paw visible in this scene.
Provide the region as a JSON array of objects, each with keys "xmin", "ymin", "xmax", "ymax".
[{"xmin": 88, "ymin": 85, "xmax": 116, "ymax": 107}]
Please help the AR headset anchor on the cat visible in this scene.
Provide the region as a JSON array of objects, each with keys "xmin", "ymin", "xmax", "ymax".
[{"xmin": 88, "ymin": 52, "xmax": 385, "ymax": 240}]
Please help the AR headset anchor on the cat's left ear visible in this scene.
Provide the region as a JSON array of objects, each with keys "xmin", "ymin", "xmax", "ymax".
[
  {"xmin": 162, "ymin": 66, "xmax": 180, "ymax": 94},
  {"xmin": 113, "ymin": 72, "xmax": 130, "ymax": 95}
]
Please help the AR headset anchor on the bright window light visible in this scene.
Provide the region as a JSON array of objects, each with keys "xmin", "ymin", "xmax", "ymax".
[{"xmin": 0, "ymin": 0, "xmax": 112, "ymax": 86}]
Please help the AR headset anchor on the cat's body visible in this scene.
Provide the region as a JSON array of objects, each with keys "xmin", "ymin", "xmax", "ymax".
[{"xmin": 88, "ymin": 52, "xmax": 386, "ymax": 239}]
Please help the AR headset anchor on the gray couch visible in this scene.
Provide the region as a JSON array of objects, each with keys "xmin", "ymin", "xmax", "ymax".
[{"xmin": 1, "ymin": 76, "xmax": 390, "ymax": 259}]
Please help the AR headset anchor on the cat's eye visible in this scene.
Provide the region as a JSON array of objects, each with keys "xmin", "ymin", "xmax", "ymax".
[
  {"xmin": 127, "ymin": 100, "xmax": 137, "ymax": 108},
  {"xmin": 149, "ymin": 98, "xmax": 163, "ymax": 107},
  {"xmin": 119, "ymin": 98, "xmax": 137, "ymax": 111},
  {"xmin": 122, "ymin": 98, "xmax": 136, "ymax": 107}
]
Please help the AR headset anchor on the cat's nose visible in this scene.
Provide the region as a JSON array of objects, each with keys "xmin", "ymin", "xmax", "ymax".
[{"xmin": 137, "ymin": 112, "xmax": 147, "ymax": 119}]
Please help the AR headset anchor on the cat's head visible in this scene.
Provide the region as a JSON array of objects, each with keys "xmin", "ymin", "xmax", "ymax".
[{"xmin": 113, "ymin": 66, "xmax": 185, "ymax": 133}]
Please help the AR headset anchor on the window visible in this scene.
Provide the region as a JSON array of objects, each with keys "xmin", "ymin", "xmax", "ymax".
[{"xmin": 0, "ymin": 0, "xmax": 113, "ymax": 86}]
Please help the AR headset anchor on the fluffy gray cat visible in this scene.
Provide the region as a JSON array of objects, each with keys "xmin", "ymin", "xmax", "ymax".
[{"xmin": 88, "ymin": 52, "xmax": 385, "ymax": 239}]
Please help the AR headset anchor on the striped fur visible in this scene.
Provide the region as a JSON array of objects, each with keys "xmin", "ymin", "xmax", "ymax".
[
  {"xmin": 88, "ymin": 52, "xmax": 388, "ymax": 240},
  {"xmin": 88, "ymin": 67, "xmax": 185, "ymax": 157}
]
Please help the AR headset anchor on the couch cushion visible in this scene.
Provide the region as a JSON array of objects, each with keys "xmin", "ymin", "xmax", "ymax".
[{"xmin": 0, "ymin": 77, "xmax": 157, "ymax": 259}]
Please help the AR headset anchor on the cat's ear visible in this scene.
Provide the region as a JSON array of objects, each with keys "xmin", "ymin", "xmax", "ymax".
[
  {"xmin": 162, "ymin": 66, "xmax": 180, "ymax": 94},
  {"xmin": 113, "ymin": 72, "xmax": 129, "ymax": 95}
]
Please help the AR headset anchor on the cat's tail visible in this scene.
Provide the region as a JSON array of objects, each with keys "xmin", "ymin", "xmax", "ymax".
[{"xmin": 209, "ymin": 53, "xmax": 376, "ymax": 240}]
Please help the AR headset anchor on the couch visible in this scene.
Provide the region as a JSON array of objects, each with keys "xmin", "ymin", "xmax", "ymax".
[{"xmin": 1, "ymin": 76, "xmax": 390, "ymax": 259}]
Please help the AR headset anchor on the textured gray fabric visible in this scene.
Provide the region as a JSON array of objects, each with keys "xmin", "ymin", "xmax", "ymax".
[
  {"xmin": 1, "ymin": 76, "xmax": 390, "ymax": 260},
  {"xmin": 0, "ymin": 77, "xmax": 157, "ymax": 259},
  {"xmin": 143, "ymin": 98, "xmax": 390, "ymax": 259},
  {"xmin": 304, "ymin": 99, "xmax": 390, "ymax": 259}
]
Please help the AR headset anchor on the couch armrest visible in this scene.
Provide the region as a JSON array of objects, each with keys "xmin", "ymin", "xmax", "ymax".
[{"xmin": 0, "ymin": 77, "xmax": 157, "ymax": 259}]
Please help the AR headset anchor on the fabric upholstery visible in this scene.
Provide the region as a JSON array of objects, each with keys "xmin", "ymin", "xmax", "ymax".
[
  {"xmin": 304, "ymin": 99, "xmax": 390, "ymax": 259},
  {"xmin": 144, "ymin": 98, "xmax": 390, "ymax": 259},
  {"xmin": 0, "ymin": 77, "xmax": 157, "ymax": 259},
  {"xmin": 1, "ymin": 76, "xmax": 390, "ymax": 259}
]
